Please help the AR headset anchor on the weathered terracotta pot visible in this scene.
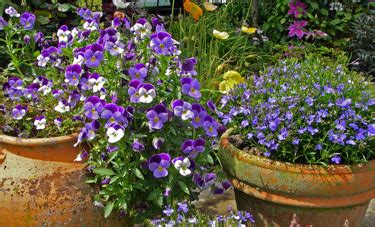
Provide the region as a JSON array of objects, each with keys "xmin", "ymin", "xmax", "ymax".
[
  {"xmin": 0, "ymin": 134, "xmax": 127, "ymax": 226},
  {"xmin": 219, "ymin": 129, "xmax": 375, "ymax": 227}
]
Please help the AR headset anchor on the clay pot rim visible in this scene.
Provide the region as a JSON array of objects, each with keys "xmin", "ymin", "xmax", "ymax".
[
  {"xmin": 220, "ymin": 128, "xmax": 375, "ymax": 174},
  {"xmin": 0, "ymin": 133, "xmax": 78, "ymax": 146}
]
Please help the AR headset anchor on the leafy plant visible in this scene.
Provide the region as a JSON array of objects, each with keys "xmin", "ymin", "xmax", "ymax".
[
  {"xmin": 349, "ymin": 13, "xmax": 375, "ymax": 75},
  {"xmin": 218, "ymin": 52, "xmax": 374, "ymax": 165}
]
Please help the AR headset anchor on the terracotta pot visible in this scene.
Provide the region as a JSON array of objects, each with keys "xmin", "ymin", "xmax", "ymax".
[
  {"xmin": 219, "ymin": 129, "xmax": 375, "ymax": 227},
  {"xmin": 0, "ymin": 134, "xmax": 127, "ymax": 226}
]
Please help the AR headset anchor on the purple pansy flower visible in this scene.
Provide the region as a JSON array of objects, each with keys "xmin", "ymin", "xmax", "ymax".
[
  {"xmin": 180, "ymin": 77, "xmax": 202, "ymax": 99},
  {"xmin": 152, "ymin": 137, "xmax": 165, "ymax": 149},
  {"xmin": 148, "ymin": 153, "xmax": 171, "ymax": 178},
  {"xmin": 193, "ymin": 172, "xmax": 216, "ymax": 189},
  {"xmin": 182, "ymin": 138, "xmax": 206, "ymax": 158},
  {"xmin": 0, "ymin": 17, "xmax": 7, "ymax": 30},
  {"xmin": 150, "ymin": 31, "xmax": 174, "ymax": 55},
  {"xmin": 11, "ymin": 105, "xmax": 27, "ymax": 120},
  {"xmin": 20, "ymin": 12, "xmax": 36, "ymax": 30},
  {"xmin": 128, "ymin": 63, "xmax": 148, "ymax": 82},
  {"xmin": 331, "ymin": 154, "xmax": 341, "ymax": 164},
  {"xmin": 84, "ymin": 96, "xmax": 105, "ymax": 120},
  {"xmin": 132, "ymin": 139, "xmax": 145, "ymax": 152},
  {"xmin": 203, "ymin": 115, "xmax": 219, "ymax": 137},
  {"xmin": 78, "ymin": 8, "xmax": 92, "ymax": 20},
  {"xmin": 146, "ymin": 104, "xmax": 169, "ymax": 129},
  {"xmin": 104, "ymin": 41, "xmax": 125, "ymax": 56},
  {"xmin": 172, "ymin": 100, "xmax": 194, "ymax": 120},
  {"xmin": 101, "ymin": 103, "xmax": 126, "ymax": 127},
  {"xmin": 84, "ymin": 44, "xmax": 104, "ymax": 68},
  {"xmin": 191, "ymin": 103, "xmax": 207, "ymax": 128},
  {"xmin": 180, "ymin": 58, "xmax": 197, "ymax": 75},
  {"xmin": 65, "ymin": 64, "xmax": 82, "ymax": 86}
]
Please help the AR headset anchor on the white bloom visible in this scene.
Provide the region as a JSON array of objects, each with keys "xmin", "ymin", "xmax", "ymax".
[
  {"xmin": 88, "ymin": 76, "xmax": 105, "ymax": 93},
  {"xmin": 37, "ymin": 55, "xmax": 49, "ymax": 67},
  {"xmin": 74, "ymin": 153, "xmax": 83, "ymax": 162},
  {"xmin": 38, "ymin": 85, "xmax": 51, "ymax": 95},
  {"xmin": 34, "ymin": 118, "xmax": 46, "ymax": 130},
  {"xmin": 130, "ymin": 22, "xmax": 152, "ymax": 39},
  {"xmin": 71, "ymin": 28, "xmax": 79, "ymax": 38},
  {"xmin": 83, "ymin": 21, "xmax": 98, "ymax": 31},
  {"xmin": 73, "ymin": 55, "xmax": 85, "ymax": 65},
  {"xmin": 174, "ymin": 158, "xmax": 192, "ymax": 176},
  {"xmin": 138, "ymin": 87, "xmax": 156, "ymax": 103},
  {"xmin": 107, "ymin": 126, "xmax": 124, "ymax": 143},
  {"xmin": 54, "ymin": 101, "xmax": 70, "ymax": 113},
  {"xmin": 57, "ymin": 29, "xmax": 71, "ymax": 43},
  {"xmin": 113, "ymin": 0, "xmax": 131, "ymax": 8},
  {"xmin": 5, "ymin": 7, "xmax": 20, "ymax": 17}
]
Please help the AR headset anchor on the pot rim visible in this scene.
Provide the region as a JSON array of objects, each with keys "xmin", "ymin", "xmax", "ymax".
[
  {"xmin": 0, "ymin": 133, "xmax": 78, "ymax": 146},
  {"xmin": 220, "ymin": 128, "xmax": 375, "ymax": 174}
]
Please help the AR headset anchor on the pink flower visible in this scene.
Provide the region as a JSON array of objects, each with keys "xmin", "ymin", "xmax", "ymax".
[
  {"xmin": 288, "ymin": 0, "xmax": 307, "ymax": 18},
  {"xmin": 288, "ymin": 20, "xmax": 308, "ymax": 39}
]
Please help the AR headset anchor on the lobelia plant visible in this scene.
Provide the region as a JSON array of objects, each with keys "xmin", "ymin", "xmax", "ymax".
[
  {"xmin": 59, "ymin": 9, "xmax": 229, "ymax": 222},
  {"xmin": 218, "ymin": 54, "xmax": 374, "ymax": 165}
]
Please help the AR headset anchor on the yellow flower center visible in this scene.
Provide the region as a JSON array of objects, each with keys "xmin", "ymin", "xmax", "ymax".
[
  {"xmin": 158, "ymin": 165, "xmax": 163, "ymax": 172},
  {"xmin": 154, "ymin": 117, "xmax": 159, "ymax": 123}
]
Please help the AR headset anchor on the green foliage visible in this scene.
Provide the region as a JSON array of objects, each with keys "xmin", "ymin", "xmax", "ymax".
[
  {"xmin": 349, "ymin": 13, "xmax": 375, "ymax": 75},
  {"xmin": 168, "ymin": 2, "xmax": 274, "ymax": 90},
  {"xmin": 261, "ymin": 0, "xmax": 365, "ymax": 47}
]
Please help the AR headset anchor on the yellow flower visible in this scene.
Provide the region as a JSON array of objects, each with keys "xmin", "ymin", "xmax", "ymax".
[
  {"xmin": 213, "ymin": 29, "xmax": 229, "ymax": 40},
  {"xmin": 203, "ymin": 2, "xmax": 217, "ymax": 11},
  {"xmin": 241, "ymin": 26, "xmax": 257, "ymax": 34},
  {"xmin": 219, "ymin": 71, "xmax": 245, "ymax": 94}
]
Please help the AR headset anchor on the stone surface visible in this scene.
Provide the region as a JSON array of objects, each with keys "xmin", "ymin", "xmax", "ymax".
[{"xmin": 196, "ymin": 189, "xmax": 375, "ymax": 226}]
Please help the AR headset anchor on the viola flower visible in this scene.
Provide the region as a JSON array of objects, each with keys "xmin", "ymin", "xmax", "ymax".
[
  {"xmin": 106, "ymin": 123, "xmax": 125, "ymax": 143},
  {"xmin": 173, "ymin": 157, "xmax": 195, "ymax": 176},
  {"xmin": 152, "ymin": 137, "xmax": 165, "ymax": 149},
  {"xmin": 78, "ymin": 8, "xmax": 92, "ymax": 20},
  {"xmin": 180, "ymin": 77, "xmax": 201, "ymax": 99},
  {"xmin": 0, "ymin": 17, "xmax": 8, "ymax": 30},
  {"xmin": 132, "ymin": 139, "xmax": 145, "ymax": 152},
  {"xmin": 213, "ymin": 29, "xmax": 229, "ymax": 40},
  {"xmin": 181, "ymin": 139, "xmax": 204, "ymax": 158},
  {"xmin": 11, "ymin": 105, "xmax": 27, "ymax": 120},
  {"xmin": 23, "ymin": 35, "xmax": 31, "ymax": 44},
  {"xmin": 163, "ymin": 205, "xmax": 174, "ymax": 217},
  {"xmin": 57, "ymin": 25, "xmax": 71, "ymax": 43},
  {"xmin": 41, "ymin": 46, "xmax": 62, "ymax": 67},
  {"xmin": 37, "ymin": 55, "xmax": 49, "ymax": 67},
  {"xmin": 130, "ymin": 18, "xmax": 152, "ymax": 39},
  {"xmin": 180, "ymin": 58, "xmax": 197, "ymax": 76},
  {"xmin": 128, "ymin": 80, "xmax": 142, "ymax": 103},
  {"xmin": 34, "ymin": 116, "xmax": 46, "ymax": 130},
  {"xmin": 101, "ymin": 103, "xmax": 125, "ymax": 127},
  {"xmin": 33, "ymin": 76, "xmax": 53, "ymax": 95},
  {"xmin": 150, "ymin": 31, "xmax": 174, "ymax": 55},
  {"xmin": 104, "ymin": 41, "xmax": 125, "ymax": 56},
  {"xmin": 190, "ymin": 103, "xmax": 207, "ymax": 128},
  {"xmin": 65, "ymin": 64, "xmax": 82, "ymax": 86},
  {"xmin": 54, "ymin": 118, "xmax": 63, "ymax": 128},
  {"xmin": 5, "ymin": 6, "xmax": 20, "ymax": 17},
  {"xmin": 128, "ymin": 63, "xmax": 148, "ymax": 82},
  {"xmin": 288, "ymin": 20, "xmax": 307, "ymax": 39},
  {"xmin": 331, "ymin": 154, "xmax": 341, "ymax": 164},
  {"xmin": 193, "ymin": 172, "xmax": 216, "ymax": 189},
  {"xmin": 288, "ymin": 1, "xmax": 307, "ymax": 18},
  {"xmin": 88, "ymin": 73, "xmax": 105, "ymax": 92},
  {"xmin": 203, "ymin": 115, "xmax": 219, "ymax": 137},
  {"xmin": 183, "ymin": 0, "xmax": 203, "ymax": 21},
  {"xmin": 20, "ymin": 12, "xmax": 36, "ymax": 30},
  {"xmin": 148, "ymin": 153, "xmax": 171, "ymax": 178},
  {"xmin": 138, "ymin": 83, "xmax": 156, "ymax": 103},
  {"xmin": 172, "ymin": 100, "xmax": 194, "ymax": 120},
  {"xmin": 98, "ymin": 28, "xmax": 118, "ymax": 45},
  {"xmin": 84, "ymin": 44, "xmax": 104, "ymax": 68},
  {"xmin": 146, "ymin": 104, "xmax": 169, "ymax": 130},
  {"xmin": 54, "ymin": 100, "xmax": 70, "ymax": 113},
  {"xmin": 84, "ymin": 96, "xmax": 105, "ymax": 120}
]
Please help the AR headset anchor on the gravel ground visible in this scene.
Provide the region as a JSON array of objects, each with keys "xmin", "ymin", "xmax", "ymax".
[{"xmin": 196, "ymin": 190, "xmax": 375, "ymax": 226}]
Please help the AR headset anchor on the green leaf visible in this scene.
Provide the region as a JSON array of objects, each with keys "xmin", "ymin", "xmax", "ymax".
[
  {"xmin": 147, "ymin": 189, "xmax": 162, "ymax": 201},
  {"xmin": 37, "ymin": 16, "xmax": 50, "ymax": 25},
  {"xmin": 178, "ymin": 181, "xmax": 189, "ymax": 195},
  {"xmin": 57, "ymin": 3, "xmax": 71, "ymax": 12},
  {"xmin": 133, "ymin": 168, "xmax": 144, "ymax": 180},
  {"xmin": 309, "ymin": 2, "xmax": 318, "ymax": 9},
  {"xmin": 320, "ymin": 8, "xmax": 329, "ymax": 16},
  {"xmin": 280, "ymin": 18, "xmax": 286, "ymax": 25},
  {"xmin": 93, "ymin": 168, "xmax": 115, "ymax": 176},
  {"xmin": 104, "ymin": 201, "xmax": 114, "ymax": 218},
  {"xmin": 207, "ymin": 154, "xmax": 214, "ymax": 165},
  {"xmin": 330, "ymin": 19, "xmax": 341, "ymax": 25}
]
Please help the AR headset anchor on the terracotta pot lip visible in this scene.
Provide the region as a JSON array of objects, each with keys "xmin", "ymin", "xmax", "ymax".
[
  {"xmin": 0, "ymin": 133, "xmax": 78, "ymax": 146},
  {"xmin": 220, "ymin": 128, "xmax": 375, "ymax": 174}
]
